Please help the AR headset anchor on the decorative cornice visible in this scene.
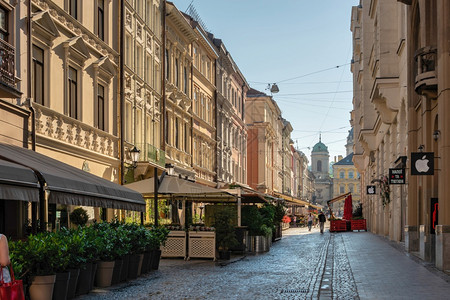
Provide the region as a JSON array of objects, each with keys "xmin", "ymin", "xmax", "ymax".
[{"xmin": 32, "ymin": 0, "xmax": 119, "ymax": 62}]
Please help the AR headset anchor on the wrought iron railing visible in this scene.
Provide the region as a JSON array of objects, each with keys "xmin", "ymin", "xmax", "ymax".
[
  {"xmin": 0, "ymin": 38, "xmax": 15, "ymax": 87},
  {"xmin": 414, "ymin": 46, "xmax": 437, "ymax": 94}
]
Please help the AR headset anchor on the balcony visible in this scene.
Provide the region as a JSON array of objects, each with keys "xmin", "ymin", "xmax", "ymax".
[
  {"xmin": 414, "ymin": 46, "xmax": 437, "ymax": 96},
  {"xmin": 34, "ymin": 103, "xmax": 118, "ymax": 158},
  {"xmin": 135, "ymin": 143, "xmax": 165, "ymax": 168},
  {"xmin": 0, "ymin": 38, "xmax": 20, "ymax": 98}
]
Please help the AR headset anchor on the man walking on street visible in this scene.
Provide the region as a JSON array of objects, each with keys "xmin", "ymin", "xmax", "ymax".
[{"xmin": 318, "ymin": 211, "xmax": 326, "ymax": 234}]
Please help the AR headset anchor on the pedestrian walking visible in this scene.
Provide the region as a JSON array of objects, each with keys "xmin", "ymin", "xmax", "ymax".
[
  {"xmin": 293, "ymin": 216, "xmax": 297, "ymax": 227},
  {"xmin": 307, "ymin": 213, "xmax": 314, "ymax": 231},
  {"xmin": 318, "ymin": 211, "xmax": 326, "ymax": 234},
  {"xmin": 0, "ymin": 233, "xmax": 11, "ymax": 283}
]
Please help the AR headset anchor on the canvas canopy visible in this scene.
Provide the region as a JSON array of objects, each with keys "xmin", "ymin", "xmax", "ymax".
[
  {"xmin": 125, "ymin": 175, "xmax": 235, "ymax": 202},
  {"xmin": 0, "ymin": 143, "xmax": 145, "ymax": 211},
  {"xmin": 0, "ymin": 159, "xmax": 40, "ymax": 202}
]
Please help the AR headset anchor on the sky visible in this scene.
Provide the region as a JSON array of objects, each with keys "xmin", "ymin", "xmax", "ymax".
[{"xmin": 171, "ymin": 0, "xmax": 360, "ymax": 164}]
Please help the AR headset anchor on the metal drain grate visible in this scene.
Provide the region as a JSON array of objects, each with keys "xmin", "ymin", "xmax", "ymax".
[{"xmin": 281, "ymin": 289, "xmax": 308, "ymax": 293}]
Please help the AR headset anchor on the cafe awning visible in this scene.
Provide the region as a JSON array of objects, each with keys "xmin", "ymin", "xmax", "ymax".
[
  {"xmin": 0, "ymin": 143, "xmax": 145, "ymax": 211},
  {"xmin": 273, "ymin": 192, "xmax": 310, "ymax": 206},
  {"xmin": 0, "ymin": 159, "xmax": 40, "ymax": 202},
  {"xmin": 125, "ymin": 175, "xmax": 235, "ymax": 202}
]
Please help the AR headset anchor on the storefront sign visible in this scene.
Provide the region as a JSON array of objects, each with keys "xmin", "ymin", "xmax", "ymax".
[
  {"xmin": 366, "ymin": 185, "xmax": 376, "ymax": 195},
  {"xmin": 411, "ymin": 152, "xmax": 434, "ymax": 175},
  {"xmin": 389, "ymin": 168, "xmax": 405, "ymax": 184}
]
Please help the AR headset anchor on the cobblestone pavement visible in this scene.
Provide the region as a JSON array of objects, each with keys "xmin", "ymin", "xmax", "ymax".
[{"xmin": 77, "ymin": 227, "xmax": 450, "ymax": 300}]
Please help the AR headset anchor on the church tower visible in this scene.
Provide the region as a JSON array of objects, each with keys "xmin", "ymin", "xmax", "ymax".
[{"xmin": 311, "ymin": 135, "xmax": 333, "ymax": 206}]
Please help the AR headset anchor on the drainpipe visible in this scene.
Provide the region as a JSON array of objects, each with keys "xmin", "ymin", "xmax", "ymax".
[
  {"xmin": 161, "ymin": 0, "xmax": 166, "ymax": 152},
  {"xmin": 27, "ymin": 0, "xmax": 40, "ymax": 232},
  {"xmin": 120, "ymin": 0, "xmax": 125, "ymax": 185}
]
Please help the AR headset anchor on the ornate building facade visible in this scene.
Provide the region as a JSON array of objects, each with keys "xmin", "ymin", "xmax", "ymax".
[
  {"xmin": 350, "ymin": 1, "xmax": 408, "ymax": 244},
  {"xmin": 246, "ymin": 88, "xmax": 282, "ymax": 194},
  {"xmin": 189, "ymin": 18, "xmax": 218, "ymax": 187},
  {"xmin": 211, "ymin": 35, "xmax": 249, "ymax": 187},
  {"xmin": 123, "ymin": 0, "xmax": 164, "ymax": 182},
  {"xmin": 30, "ymin": 0, "xmax": 123, "ymax": 222},
  {"xmin": 163, "ymin": 2, "xmax": 196, "ymax": 179}
]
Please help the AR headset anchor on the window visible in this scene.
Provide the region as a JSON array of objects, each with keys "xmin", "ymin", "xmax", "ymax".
[
  {"xmin": 146, "ymin": 0, "xmax": 152, "ymax": 26},
  {"xmin": 32, "ymin": 45, "xmax": 44, "ymax": 105},
  {"xmin": 69, "ymin": 0, "xmax": 78, "ymax": 19},
  {"xmin": 184, "ymin": 123, "xmax": 188, "ymax": 152},
  {"xmin": 68, "ymin": 66, "xmax": 78, "ymax": 119},
  {"xmin": 125, "ymin": 102, "xmax": 132, "ymax": 141},
  {"xmin": 125, "ymin": 34, "xmax": 132, "ymax": 67},
  {"xmin": 175, "ymin": 118, "xmax": 179, "ymax": 149},
  {"xmin": 97, "ymin": 84, "xmax": 105, "ymax": 130},
  {"xmin": 0, "ymin": 7, "xmax": 8, "ymax": 41},
  {"xmin": 349, "ymin": 184, "xmax": 354, "ymax": 193},
  {"xmin": 184, "ymin": 66, "xmax": 188, "ymax": 94},
  {"xmin": 340, "ymin": 171, "xmax": 345, "ymax": 179},
  {"xmin": 175, "ymin": 58, "xmax": 179, "ymax": 87},
  {"xmin": 165, "ymin": 111, "xmax": 169, "ymax": 144},
  {"xmin": 340, "ymin": 185, "xmax": 345, "ymax": 194},
  {"xmin": 97, "ymin": 0, "xmax": 104, "ymax": 40},
  {"xmin": 136, "ymin": 108, "xmax": 142, "ymax": 145},
  {"xmin": 165, "ymin": 49, "xmax": 170, "ymax": 80},
  {"xmin": 317, "ymin": 160, "xmax": 322, "ymax": 172},
  {"xmin": 136, "ymin": 45, "xmax": 143, "ymax": 78},
  {"xmin": 349, "ymin": 171, "xmax": 354, "ymax": 179},
  {"xmin": 145, "ymin": 55, "xmax": 152, "ymax": 84}
]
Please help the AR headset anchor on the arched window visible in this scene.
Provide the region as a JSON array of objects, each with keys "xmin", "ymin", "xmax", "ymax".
[{"xmin": 317, "ymin": 160, "xmax": 322, "ymax": 172}]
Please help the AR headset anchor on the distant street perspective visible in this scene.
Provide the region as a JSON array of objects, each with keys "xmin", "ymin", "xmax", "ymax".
[{"xmin": 79, "ymin": 226, "xmax": 450, "ymax": 300}]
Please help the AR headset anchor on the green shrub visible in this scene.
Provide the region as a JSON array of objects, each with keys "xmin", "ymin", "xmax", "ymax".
[{"xmin": 70, "ymin": 207, "xmax": 89, "ymax": 227}]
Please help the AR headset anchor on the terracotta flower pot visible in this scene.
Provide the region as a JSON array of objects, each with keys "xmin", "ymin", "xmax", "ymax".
[
  {"xmin": 95, "ymin": 261, "xmax": 115, "ymax": 288},
  {"xmin": 29, "ymin": 274, "xmax": 56, "ymax": 300}
]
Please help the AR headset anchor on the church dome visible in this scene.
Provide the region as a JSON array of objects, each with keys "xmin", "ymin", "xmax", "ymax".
[{"xmin": 312, "ymin": 140, "xmax": 328, "ymax": 153}]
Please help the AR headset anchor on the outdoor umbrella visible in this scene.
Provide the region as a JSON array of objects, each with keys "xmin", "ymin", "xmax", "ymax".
[{"xmin": 343, "ymin": 194, "xmax": 353, "ymax": 220}]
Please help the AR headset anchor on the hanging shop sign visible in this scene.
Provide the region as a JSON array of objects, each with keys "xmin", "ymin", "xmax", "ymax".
[
  {"xmin": 389, "ymin": 168, "xmax": 405, "ymax": 184},
  {"xmin": 366, "ymin": 185, "xmax": 376, "ymax": 195},
  {"xmin": 411, "ymin": 152, "xmax": 434, "ymax": 175}
]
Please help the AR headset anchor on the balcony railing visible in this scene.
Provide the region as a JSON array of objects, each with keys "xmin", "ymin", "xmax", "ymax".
[
  {"xmin": 136, "ymin": 143, "xmax": 165, "ymax": 168},
  {"xmin": 0, "ymin": 38, "xmax": 15, "ymax": 88},
  {"xmin": 34, "ymin": 103, "xmax": 119, "ymax": 158},
  {"xmin": 414, "ymin": 46, "xmax": 437, "ymax": 95}
]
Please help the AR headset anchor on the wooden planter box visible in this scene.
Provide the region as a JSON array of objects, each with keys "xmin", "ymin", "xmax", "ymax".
[
  {"xmin": 351, "ymin": 219, "xmax": 367, "ymax": 231},
  {"xmin": 188, "ymin": 231, "xmax": 216, "ymax": 260},
  {"xmin": 161, "ymin": 230, "xmax": 187, "ymax": 259},
  {"xmin": 329, "ymin": 220, "xmax": 347, "ymax": 232}
]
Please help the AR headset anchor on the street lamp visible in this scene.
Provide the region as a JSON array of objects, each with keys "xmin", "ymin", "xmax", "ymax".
[
  {"xmin": 130, "ymin": 146, "xmax": 141, "ymax": 168},
  {"xmin": 267, "ymin": 83, "xmax": 279, "ymax": 95}
]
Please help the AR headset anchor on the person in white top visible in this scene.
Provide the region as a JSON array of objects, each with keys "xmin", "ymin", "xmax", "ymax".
[{"xmin": 0, "ymin": 234, "xmax": 11, "ymax": 283}]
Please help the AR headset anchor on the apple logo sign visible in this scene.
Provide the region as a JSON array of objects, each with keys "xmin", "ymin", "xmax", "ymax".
[
  {"xmin": 415, "ymin": 155, "xmax": 430, "ymax": 173},
  {"xmin": 411, "ymin": 152, "xmax": 434, "ymax": 175},
  {"xmin": 368, "ymin": 186, "xmax": 375, "ymax": 194}
]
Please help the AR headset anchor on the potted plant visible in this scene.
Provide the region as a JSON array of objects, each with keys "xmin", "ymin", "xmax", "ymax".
[
  {"xmin": 213, "ymin": 207, "xmax": 238, "ymax": 260},
  {"xmin": 148, "ymin": 226, "xmax": 169, "ymax": 270},
  {"xmin": 91, "ymin": 222, "xmax": 116, "ymax": 288},
  {"xmin": 69, "ymin": 207, "xmax": 89, "ymax": 227},
  {"xmin": 10, "ymin": 232, "xmax": 59, "ymax": 300}
]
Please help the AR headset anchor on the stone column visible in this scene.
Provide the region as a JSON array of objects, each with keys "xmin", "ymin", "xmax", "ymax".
[{"xmin": 435, "ymin": 0, "xmax": 450, "ymax": 270}]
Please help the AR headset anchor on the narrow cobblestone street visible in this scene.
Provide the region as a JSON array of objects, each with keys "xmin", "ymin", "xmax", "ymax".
[{"xmin": 78, "ymin": 227, "xmax": 450, "ymax": 300}]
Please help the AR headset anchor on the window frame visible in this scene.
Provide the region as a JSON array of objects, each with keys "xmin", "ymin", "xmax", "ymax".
[
  {"xmin": 0, "ymin": 6, "xmax": 9, "ymax": 42},
  {"xmin": 32, "ymin": 44, "xmax": 45, "ymax": 106},
  {"xmin": 97, "ymin": 83, "xmax": 105, "ymax": 130},
  {"xmin": 67, "ymin": 66, "xmax": 78, "ymax": 119},
  {"xmin": 97, "ymin": 0, "xmax": 105, "ymax": 40}
]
